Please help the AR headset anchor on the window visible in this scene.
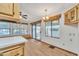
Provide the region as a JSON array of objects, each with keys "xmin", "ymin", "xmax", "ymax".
[
  {"xmin": 12, "ymin": 23, "xmax": 21, "ymax": 35},
  {"xmin": 0, "ymin": 22, "xmax": 10, "ymax": 36},
  {"xmin": 51, "ymin": 20, "xmax": 60, "ymax": 38},
  {"xmin": 20, "ymin": 24, "xmax": 28, "ymax": 35},
  {"xmin": 45, "ymin": 20, "xmax": 60, "ymax": 38},
  {"xmin": 12, "ymin": 24, "xmax": 28, "ymax": 35},
  {"xmin": 0, "ymin": 21, "xmax": 28, "ymax": 37}
]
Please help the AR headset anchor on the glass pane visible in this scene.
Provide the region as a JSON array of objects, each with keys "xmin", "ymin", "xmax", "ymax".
[
  {"xmin": 36, "ymin": 23, "xmax": 40, "ymax": 39},
  {"xmin": 0, "ymin": 22, "xmax": 10, "ymax": 36},
  {"xmin": 32, "ymin": 25, "xmax": 36, "ymax": 38},
  {"xmin": 0, "ymin": 22, "xmax": 9, "ymax": 28},
  {"xmin": 12, "ymin": 29, "xmax": 20, "ymax": 35},
  {"xmin": 0, "ymin": 29, "xmax": 10, "ymax": 36},
  {"xmin": 12, "ymin": 23, "xmax": 28, "ymax": 35},
  {"xmin": 52, "ymin": 20, "xmax": 60, "ymax": 38},
  {"xmin": 45, "ymin": 21, "xmax": 51, "ymax": 36},
  {"xmin": 21, "ymin": 29, "xmax": 28, "ymax": 34}
]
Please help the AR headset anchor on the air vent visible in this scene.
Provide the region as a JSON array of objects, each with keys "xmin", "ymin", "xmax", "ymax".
[{"xmin": 49, "ymin": 45, "xmax": 55, "ymax": 49}]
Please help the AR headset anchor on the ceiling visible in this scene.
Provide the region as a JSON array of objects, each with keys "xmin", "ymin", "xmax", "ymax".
[{"xmin": 19, "ymin": 3, "xmax": 76, "ymax": 23}]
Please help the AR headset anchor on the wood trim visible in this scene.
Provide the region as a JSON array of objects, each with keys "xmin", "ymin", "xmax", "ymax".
[
  {"xmin": 0, "ymin": 20, "xmax": 28, "ymax": 25},
  {"xmin": 0, "ymin": 19, "xmax": 17, "ymax": 23},
  {"xmin": 44, "ymin": 14, "xmax": 61, "ymax": 22},
  {"xmin": 0, "ymin": 3, "xmax": 14, "ymax": 16},
  {"xmin": 30, "ymin": 20, "xmax": 41, "ymax": 24},
  {"xmin": 38, "ymin": 40, "xmax": 78, "ymax": 56}
]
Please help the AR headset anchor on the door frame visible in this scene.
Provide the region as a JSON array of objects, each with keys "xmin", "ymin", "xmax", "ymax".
[{"xmin": 32, "ymin": 23, "xmax": 41, "ymax": 41}]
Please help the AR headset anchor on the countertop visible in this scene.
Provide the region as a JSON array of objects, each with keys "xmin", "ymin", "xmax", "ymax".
[{"xmin": 0, "ymin": 36, "xmax": 27, "ymax": 49}]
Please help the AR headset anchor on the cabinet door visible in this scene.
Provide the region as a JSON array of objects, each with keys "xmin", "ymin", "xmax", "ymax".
[
  {"xmin": 0, "ymin": 3, "xmax": 13, "ymax": 16},
  {"xmin": 64, "ymin": 11, "xmax": 71, "ymax": 24},
  {"xmin": 70, "ymin": 7, "xmax": 77, "ymax": 22},
  {"xmin": 13, "ymin": 4, "xmax": 20, "ymax": 20},
  {"xmin": 2, "ymin": 47, "xmax": 24, "ymax": 56},
  {"xmin": 76, "ymin": 4, "xmax": 79, "ymax": 21}
]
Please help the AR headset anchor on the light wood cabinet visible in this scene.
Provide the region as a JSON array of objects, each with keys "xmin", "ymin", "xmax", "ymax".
[
  {"xmin": 0, "ymin": 3, "xmax": 20, "ymax": 22},
  {"xmin": 64, "ymin": 4, "xmax": 79, "ymax": 24},
  {"xmin": 3, "ymin": 47, "xmax": 23, "ymax": 56},
  {"xmin": 64, "ymin": 11, "xmax": 71, "ymax": 24},
  {"xmin": 0, "ymin": 44, "xmax": 24, "ymax": 56},
  {"xmin": 70, "ymin": 7, "xmax": 77, "ymax": 23},
  {"xmin": 76, "ymin": 4, "xmax": 79, "ymax": 21},
  {"xmin": 0, "ymin": 3, "xmax": 13, "ymax": 16},
  {"xmin": 13, "ymin": 3, "xmax": 20, "ymax": 21}
]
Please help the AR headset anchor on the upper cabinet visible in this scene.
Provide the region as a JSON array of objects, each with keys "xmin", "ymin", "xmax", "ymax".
[
  {"xmin": 0, "ymin": 3, "xmax": 20, "ymax": 22},
  {"xmin": 64, "ymin": 4, "xmax": 79, "ymax": 24},
  {"xmin": 0, "ymin": 3, "xmax": 13, "ymax": 16},
  {"xmin": 13, "ymin": 4, "xmax": 20, "ymax": 20}
]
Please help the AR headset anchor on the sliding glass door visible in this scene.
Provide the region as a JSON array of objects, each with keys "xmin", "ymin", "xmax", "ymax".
[
  {"xmin": 32, "ymin": 24, "xmax": 36, "ymax": 39},
  {"xmin": 32, "ymin": 23, "xmax": 41, "ymax": 40},
  {"xmin": 36, "ymin": 23, "xmax": 41, "ymax": 40}
]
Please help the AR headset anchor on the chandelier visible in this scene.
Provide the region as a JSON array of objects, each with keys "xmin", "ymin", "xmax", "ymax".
[{"xmin": 42, "ymin": 9, "xmax": 49, "ymax": 20}]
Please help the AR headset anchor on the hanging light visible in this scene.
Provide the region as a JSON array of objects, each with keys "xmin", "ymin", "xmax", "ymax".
[{"xmin": 42, "ymin": 9, "xmax": 49, "ymax": 20}]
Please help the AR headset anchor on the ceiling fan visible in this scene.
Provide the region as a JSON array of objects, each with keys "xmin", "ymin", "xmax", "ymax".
[{"xmin": 19, "ymin": 12, "xmax": 28, "ymax": 19}]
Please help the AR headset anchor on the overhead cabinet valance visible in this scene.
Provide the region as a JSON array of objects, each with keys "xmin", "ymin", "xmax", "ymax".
[{"xmin": 44, "ymin": 14, "xmax": 61, "ymax": 22}]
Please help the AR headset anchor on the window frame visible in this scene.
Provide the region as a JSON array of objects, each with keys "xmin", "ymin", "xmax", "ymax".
[
  {"xmin": 51, "ymin": 20, "xmax": 60, "ymax": 39},
  {"xmin": 45, "ymin": 21, "xmax": 52, "ymax": 37},
  {"xmin": 45, "ymin": 20, "xmax": 60, "ymax": 39},
  {"xmin": 32, "ymin": 23, "xmax": 41, "ymax": 40},
  {"xmin": 0, "ymin": 21, "xmax": 28, "ymax": 37}
]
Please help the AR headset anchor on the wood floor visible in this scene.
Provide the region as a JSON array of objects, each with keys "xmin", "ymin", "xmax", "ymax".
[{"xmin": 24, "ymin": 39, "xmax": 76, "ymax": 56}]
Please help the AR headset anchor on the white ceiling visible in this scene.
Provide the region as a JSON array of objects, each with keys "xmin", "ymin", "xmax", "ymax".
[{"xmin": 19, "ymin": 3, "xmax": 76, "ymax": 23}]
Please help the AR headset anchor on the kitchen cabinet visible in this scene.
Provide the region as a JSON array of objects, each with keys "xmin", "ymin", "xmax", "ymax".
[
  {"xmin": 0, "ymin": 3, "xmax": 20, "ymax": 22},
  {"xmin": 64, "ymin": 4, "xmax": 78, "ymax": 24},
  {"xmin": 0, "ymin": 3, "xmax": 13, "ymax": 16},
  {"xmin": 70, "ymin": 7, "xmax": 77, "ymax": 23},
  {"xmin": 0, "ymin": 43, "xmax": 24, "ymax": 56},
  {"xmin": 13, "ymin": 4, "xmax": 20, "ymax": 21},
  {"xmin": 64, "ymin": 11, "xmax": 71, "ymax": 24},
  {"xmin": 76, "ymin": 4, "xmax": 79, "ymax": 22}
]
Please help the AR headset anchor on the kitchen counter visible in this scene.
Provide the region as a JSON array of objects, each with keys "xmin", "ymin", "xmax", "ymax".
[{"xmin": 0, "ymin": 36, "xmax": 27, "ymax": 49}]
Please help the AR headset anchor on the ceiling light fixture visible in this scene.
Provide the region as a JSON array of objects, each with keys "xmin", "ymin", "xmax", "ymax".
[{"xmin": 42, "ymin": 9, "xmax": 49, "ymax": 20}]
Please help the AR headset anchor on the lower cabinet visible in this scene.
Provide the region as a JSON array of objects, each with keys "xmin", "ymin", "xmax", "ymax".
[{"xmin": 0, "ymin": 44, "xmax": 24, "ymax": 56}]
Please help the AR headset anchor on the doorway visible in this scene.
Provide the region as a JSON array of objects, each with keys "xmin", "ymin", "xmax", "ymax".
[{"xmin": 32, "ymin": 23, "xmax": 41, "ymax": 40}]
